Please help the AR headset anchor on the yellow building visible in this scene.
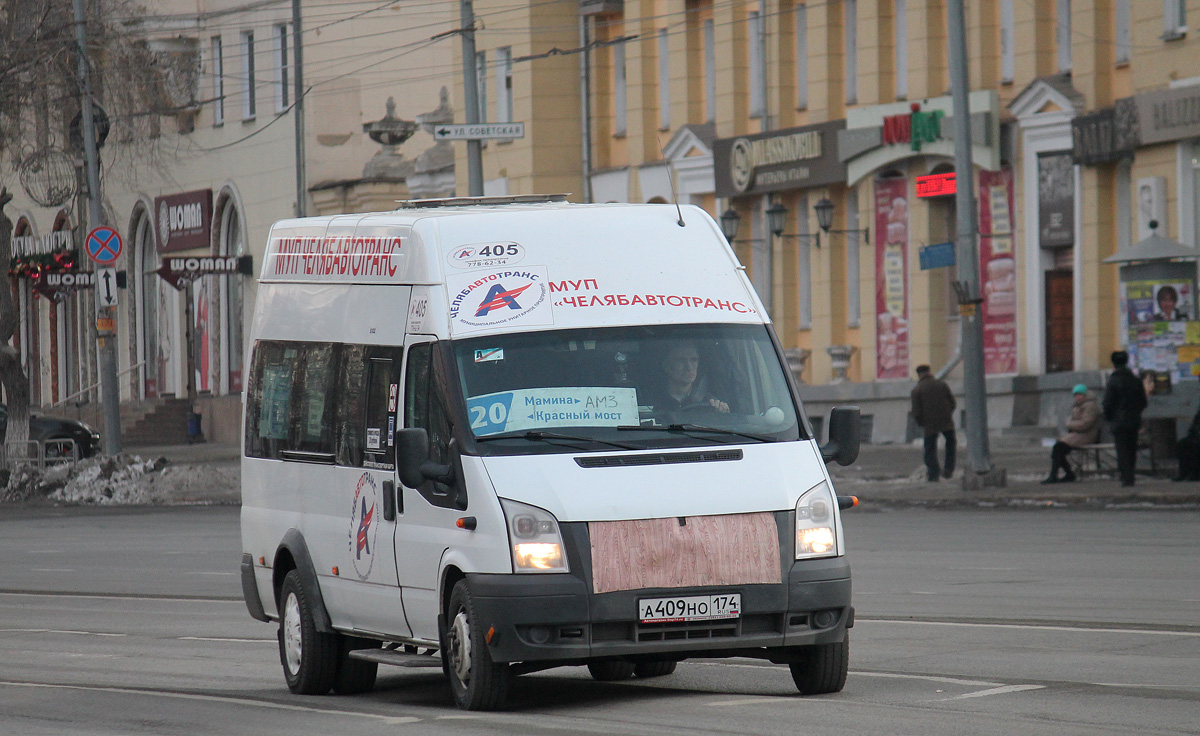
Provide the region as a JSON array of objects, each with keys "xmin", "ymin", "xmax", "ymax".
[{"xmin": 462, "ymin": 1, "xmax": 1200, "ymax": 442}]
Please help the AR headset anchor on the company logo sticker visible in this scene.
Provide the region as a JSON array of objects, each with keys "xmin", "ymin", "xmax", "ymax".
[
  {"xmin": 447, "ymin": 266, "xmax": 553, "ymax": 333},
  {"xmin": 447, "ymin": 242, "xmax": 525, "ymax": 269},
  {"xmin": 348, "ymin": 473, "xmax": 379, "ymax": 580}
]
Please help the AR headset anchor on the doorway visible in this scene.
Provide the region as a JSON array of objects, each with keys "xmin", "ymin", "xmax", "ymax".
[{"xmin": 1044, "ymin": 270, "xmax": 1073, "ymax": 372}]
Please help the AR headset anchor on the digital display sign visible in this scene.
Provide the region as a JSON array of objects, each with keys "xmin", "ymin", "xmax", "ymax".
[{"xmin": 916, "ymin": 172, "xmax": 957, "ymax": 198}]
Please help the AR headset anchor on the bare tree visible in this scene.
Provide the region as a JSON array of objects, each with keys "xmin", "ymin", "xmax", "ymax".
[
  {"xmin": 1, "ymin": 0, "xmax": 184, "ymax": 463},
  {"xmin": 0, "ymin": 187, "xmax": 32, "ymax": 462}
]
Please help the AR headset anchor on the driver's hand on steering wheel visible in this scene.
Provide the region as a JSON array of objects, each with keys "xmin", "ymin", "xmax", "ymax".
[{"xmin": 709, "ymin": 398, "xmax": 730, "ymax": 413}]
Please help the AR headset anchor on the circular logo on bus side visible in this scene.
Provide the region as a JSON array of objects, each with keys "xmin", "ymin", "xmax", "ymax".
[{"xmin": 348, "ymin": 473, "xmax": 379, "ymax": 580}]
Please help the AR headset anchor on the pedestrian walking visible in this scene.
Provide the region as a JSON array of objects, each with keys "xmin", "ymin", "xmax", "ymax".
[
  {"xmin": 911, "ymin": 364, "xmax": 956, "ymax": 482},
  {"xmin": 1101, "ymin": 351, "xmax": 1148, "ymax": 487},
  {"xmin": 1041, "ymin": 384, "xmax": 1101, "ymax": 484}
]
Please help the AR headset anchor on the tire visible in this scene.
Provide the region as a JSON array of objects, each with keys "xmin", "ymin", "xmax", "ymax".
[
  {"xmin": 788, "ymin": 633, "xmax": 849, "ymax": 695},
  {"xmin": 633, "ymin": 660, "xmax": 677, "ymax": 678},
  {"xmin": 587, "ymin": 660, "xmax": 636, "ymax": 681},
  {"xmin": 442, "ymin": 580, "xmax": 511, "ymax": 710},
  {"xmin": 333, "ymin": 636, "xmax": 379, "ymax": 695},
  {"xmin": 277, "ymin": 569, "xmax": 339, "ymax": 695}
]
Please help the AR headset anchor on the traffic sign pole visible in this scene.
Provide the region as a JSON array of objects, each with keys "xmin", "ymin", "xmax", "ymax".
[{"xmin": 74, "ymin": 0, "xmax": 121, "ymax": 456}]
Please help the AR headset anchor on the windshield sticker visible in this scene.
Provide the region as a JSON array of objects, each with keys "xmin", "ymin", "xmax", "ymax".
[
  {"xmin": 474, "ymin": 348, "xmax": 504, "ymax": 363},
  {"xmin": 467, "ymin": 387, "xmax": 639, "ymax": 435},
  {"xmin": 447, "ymin": 242, "xmax": 526, "ymax": 269},
  {"xmin": 366, "ymin": 427, "xmax": 381, "ymax": 450},
  {"xmin": 447, "ymin": 266, "xmax": 553, "ymax": 334},
  {"xmin": 348, "ymin": 473, "xmax": 379, "ymax": 580}
]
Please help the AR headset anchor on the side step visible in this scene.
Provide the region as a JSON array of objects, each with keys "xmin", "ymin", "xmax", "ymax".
[{"xmin": 348, "ymin": 646, "xmax": 442, "ymax": 668}]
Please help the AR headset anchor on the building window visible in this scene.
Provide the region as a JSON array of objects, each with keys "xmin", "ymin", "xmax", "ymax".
[
  {"xmin": 795, "ymin": 6, "xmax": 808, "ymax": 110},
  {"xmin": 1163, "ymin": 0, "xmax": 1186, "ymax": 39},
  {"xmin": 274, "ymin": 24, "xmax": 289, "ymax": 112},
  {"xmin": 1056, "ymin": 0, "xmax": 1072, "ymax": 72},
  {"xmin": 1115, "ymin": 0, "xmax": 1131, "ymax": 63},
  {"xmin": 241, "ymin": 31, "xmax": 255, "ymax": 120},
  {"xmin": 894, "ymin": 0, "xmax": 907, "ymax": 99},
  {"xmin": 845, "ymin": 0, "xmax": 858, "ymax": 105},
  {"xmin": 211, "ymin": 36, "xmax": 224, "ymax": 125},
  {"xmin": 496, "ymin": 47, "xmax": 513, "ymax": 123},
  {"xmin": 1000, "ymin": 0, "xmax": 1014, "ymax": 83},
  {"xmin": 658, "ymin": 28, "xmax": 670, "ymax": 130},
  {"xmin": 614, "ymin": 41, "xmax": 627, "ymax": 136},
  {"xmin": 749, "ymin": 10, "xmax": 766, "ymax": 119},
  {"xmin": 704, "ymin": 19, "xmax": 716, "ymax": 122},
  {"xmin": 475, "ymin": 51, "xmax": 487, "ymax": 122}
]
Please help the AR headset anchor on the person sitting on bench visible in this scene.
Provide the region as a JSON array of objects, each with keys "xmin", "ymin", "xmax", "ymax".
[{"xmin": 1042, "ymin": 384, "xmax": 1102, "ymax": 484}]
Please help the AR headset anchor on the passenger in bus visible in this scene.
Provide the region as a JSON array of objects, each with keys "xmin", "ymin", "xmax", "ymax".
[{"xmin": 644, "ymin": 341, "xmax": 730, "ymax": 414}]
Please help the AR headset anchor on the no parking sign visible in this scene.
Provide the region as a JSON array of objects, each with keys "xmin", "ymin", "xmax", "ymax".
[{"xmin": 85, "ymin": 226, "xmax": 123, "ymax": 266}]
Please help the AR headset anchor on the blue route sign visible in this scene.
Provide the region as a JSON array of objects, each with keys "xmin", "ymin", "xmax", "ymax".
[{"xmin": 85, "ymin": 226, "xmax": 123, "ymax": 266}]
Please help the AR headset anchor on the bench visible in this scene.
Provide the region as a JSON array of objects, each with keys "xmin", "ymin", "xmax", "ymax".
[{"xmin": 1067, "ymin": 426, "xmax": 1156, "ymax": 479}]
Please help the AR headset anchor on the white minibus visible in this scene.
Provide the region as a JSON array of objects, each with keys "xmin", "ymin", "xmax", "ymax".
[{"xmin": 240, "ymin": 195, "xmax": 861, "ymax": 710}]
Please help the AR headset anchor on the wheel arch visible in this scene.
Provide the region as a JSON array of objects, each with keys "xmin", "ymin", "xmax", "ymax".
[{"xmin": 274, "ymin": 529, "xmax": 334, "ymax": 633}]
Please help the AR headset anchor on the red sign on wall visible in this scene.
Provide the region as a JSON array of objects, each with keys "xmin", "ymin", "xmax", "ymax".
[
  {"xmin": 155, "ymin": 189, "xmax": 213, "ymax": 253},
  {"xmin": 915, "ymin": 172, "xmax": 957, "ymax": 198},
  {"xmin": 875, "ymin": 177, "xmax": 910, "ymax": 380}
]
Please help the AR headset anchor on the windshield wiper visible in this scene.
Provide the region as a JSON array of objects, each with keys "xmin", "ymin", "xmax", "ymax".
[
  {"xmin": 617, "ymin": 423, "xmax": 775, "ymax": 443},
  {"xmin": 476, "ymin": 430, "xmax": 642, "ymax": 450}
]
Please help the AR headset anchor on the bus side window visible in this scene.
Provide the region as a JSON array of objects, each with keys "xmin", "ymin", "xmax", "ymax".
[
  {"xmin": 362, "ymin": 357, "xmax": 396, "ymax": 468},
  {"xmin": 245, "ymin": 341, "xmax": 298, "ymax": 460}
]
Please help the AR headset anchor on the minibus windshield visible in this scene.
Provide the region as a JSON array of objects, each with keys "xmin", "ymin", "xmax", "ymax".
[{"xmin": 451, "ymin": 324, "xmax": 805, "ymax": 452}]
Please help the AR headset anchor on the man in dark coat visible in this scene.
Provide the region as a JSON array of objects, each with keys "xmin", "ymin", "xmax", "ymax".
[
  {"xmin": 911, "ymin": 364, "xmax": 956, "ymax": 482},
  {"xmin": 1171, "ymin": 406, "xmax": 1200, "ymax": 482},
  {"xmin": 1101, "ymin": 351, "xmax": 1148, "ymax": 487}
]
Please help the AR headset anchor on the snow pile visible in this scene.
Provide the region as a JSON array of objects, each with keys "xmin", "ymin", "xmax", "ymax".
[{"xmin": 1, "ymin": 454, "xmax": 239, "ymax": 505}]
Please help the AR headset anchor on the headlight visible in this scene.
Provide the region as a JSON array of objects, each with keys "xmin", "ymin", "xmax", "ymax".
[
  {"xmin": 500, "ymin": 498, "xmax": 569, "ymax": 573},
  {"xmin": 795, "ymin": 481, "xmax": 840, "ymax": 559}
]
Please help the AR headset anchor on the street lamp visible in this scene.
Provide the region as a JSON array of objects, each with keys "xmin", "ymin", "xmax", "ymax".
[
  {"xmin": 765, "ymin": 201, "xmax": 787, "ymax": 238},
  {"xmin": 720, "ymin": 208, "xmax": 741, "ymax": 242},
  {"xmin": 813, "ymin": 196, "xmax": 869, "ymax": 243}
]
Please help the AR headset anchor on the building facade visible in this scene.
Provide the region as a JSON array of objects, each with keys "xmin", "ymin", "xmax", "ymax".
[
  {"xmin": 460, "ymin": 0, "xmax": 1200, "ymax": 442},
  {"xmin": 3, "ymin": 0, "xmax": 456, "ymax": 439}
]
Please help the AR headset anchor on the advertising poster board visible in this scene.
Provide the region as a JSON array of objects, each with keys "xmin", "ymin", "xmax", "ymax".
[
  {"xmin": 875, "ymin": 177, "xmax": 909, "ymax": 379},
  {"xmin": 1124, "ymin": 280, "xmax": 1200, "ymax": 382},
  {"xmin": 978, "ymin": 168, "xmax": 1018, "ymax": 375}
]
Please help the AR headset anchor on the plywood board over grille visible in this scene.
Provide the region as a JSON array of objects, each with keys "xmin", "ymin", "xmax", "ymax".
[{"xmin": 589, "ymin": 512, "xmax": 781, "ymax": 594}]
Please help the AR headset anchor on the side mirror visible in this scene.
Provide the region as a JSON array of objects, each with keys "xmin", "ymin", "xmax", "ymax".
[
  {"xmin": 396, "ymin": 428, "xmax": 430, "ymax": 488},
  {"xmin": 820, "ymin": 406, "xmax": 861, "ymax": 466},
  {"xmin": 396, "ymin": 427, "xmax": 456, "ymax": 489}
]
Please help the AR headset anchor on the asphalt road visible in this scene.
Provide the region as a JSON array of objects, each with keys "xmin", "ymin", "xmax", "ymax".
[{"xmin": 1, "ymin": 505, "xmax": 1196, "ymax": 735}]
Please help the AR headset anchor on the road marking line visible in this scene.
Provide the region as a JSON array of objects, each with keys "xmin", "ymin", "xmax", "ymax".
[
  {"xmin": 851, "ymin": 671, "xmax": 1004, "ymax": 687},
  {"xmin": 177, "ymin": 636, "xmax": 275, "ymax": 643},
  {"xmin": 706, "ymin": 696, "xmax": 798, "ymax": 707},
  {"xmin": 693, "ymin": 662, "xmax": 1004, "ymax": 688},
  {"xmin": 0, "ymin": 681, "xmax": 421, "ymax": 723},
  {"xmin": 862, "ymin": 619, "xmax": 1200, "ymax": 637},
  {"xmin": 940, "ymin": 684, "xmax": 1044, "ymax": 701},
  {"xmin": 0, "ymin": 629, "xmax": 125, "ymax": 637}
]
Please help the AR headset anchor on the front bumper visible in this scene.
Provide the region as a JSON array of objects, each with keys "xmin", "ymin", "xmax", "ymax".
[{"xmin": 464, "ymin": 554, "xmax": 851, "ymax": 664}]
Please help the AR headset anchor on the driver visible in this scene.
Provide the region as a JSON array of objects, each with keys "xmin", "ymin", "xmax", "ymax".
[{"xmin": 649, "ymin": 341, "xmax": 729, "ymax": 413}]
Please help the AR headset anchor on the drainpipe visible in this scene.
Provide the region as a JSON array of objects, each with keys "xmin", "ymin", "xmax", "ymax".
[
  {"xmin": 935, "ymin": 327, "xmax": 963, "ymax": 380},
  {"xmin": 579, "ymin": 15, "xmax": 593, "ymax": 202}
]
